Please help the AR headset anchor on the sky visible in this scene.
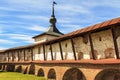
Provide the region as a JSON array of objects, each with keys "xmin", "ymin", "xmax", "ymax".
[{"xmin": 0, "ymin": 0, "xmax": 120, "ymax": 50}]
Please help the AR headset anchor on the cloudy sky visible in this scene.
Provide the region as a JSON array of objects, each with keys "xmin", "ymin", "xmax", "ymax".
[{"xmin": 0, "ymin": 0, "xmax": 120, "ymax": 49}]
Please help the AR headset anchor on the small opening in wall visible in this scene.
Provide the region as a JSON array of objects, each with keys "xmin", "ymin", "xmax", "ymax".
[
  {"xmin": 82, "ymin": 35, "xmax": 88, "ymax": 44},
  {"xmin": 99, "ymin": 36, "xmax": 102, "ymax": 41},
  {"xmin": 65, "ymin": 43, "xmax": 67, "ymax": 48}
]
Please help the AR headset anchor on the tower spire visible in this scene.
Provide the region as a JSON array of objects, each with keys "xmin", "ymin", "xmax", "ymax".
[
  {"xmin": 49, "ymin": 1, "xmax": 57, "ymax": 26},
  {"xmin": 51, "ymin": 1, "xmax": 56, "ymax": 17},
  {"xmin": 47, "ymin": 1, "xmax": 63, "ymax": 35}
]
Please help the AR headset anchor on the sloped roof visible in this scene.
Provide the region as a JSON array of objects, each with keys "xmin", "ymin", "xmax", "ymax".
[
  {"xmin": 48, "ymin": 17, "xmax": 120, "ymax": 43},
  {"xmin": 32, "ymin": 31, "xmax": 63, "ymax": 38},
  {"xmin": 2, "ymin": 17, "xmax": 120, "ymax": 51}
]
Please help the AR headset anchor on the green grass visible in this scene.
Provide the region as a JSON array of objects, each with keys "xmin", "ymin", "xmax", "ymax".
[{"xmin": 0, "ymin": 71, "xmax": 46, "ymax": 80}]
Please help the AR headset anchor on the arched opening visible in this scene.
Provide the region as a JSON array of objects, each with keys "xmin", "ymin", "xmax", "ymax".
[
  {"xmin": 37, "ymin": 68, "xmax": 44, "ymax": 77},
  {"xmin": 28, "ymin": 64, "xmax": 35, "ymax": 75},
  {"xmin": 95, "ymin": 69, "xmax": 120, "ymax": 80},
  {"xmin": 15, "ymin": 65, "xmax": 22, "ymax": 72},
  {"xmin": 23, "ymin": 67, "xmax": 28, "ymax": 74},
  {"xmin": 47, "ymin": 68, "xmax": 56, "ymax": 80},
  {"xmin": 62, "ymin": 68, "xmax": 86, "ymax": 80},
  {"xmin": 6, "ymin": 64, "xmax": 15, "ymax": 72}
]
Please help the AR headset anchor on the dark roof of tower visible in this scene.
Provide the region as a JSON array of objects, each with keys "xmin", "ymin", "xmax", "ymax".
[{"xmin": 33, "ymin": 1, "xmax": 63, "ymax": 38}]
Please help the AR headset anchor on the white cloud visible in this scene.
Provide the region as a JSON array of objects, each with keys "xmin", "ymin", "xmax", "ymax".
[
  {"xmin": 0, "ymin": 39, "xmax": 17, "ymax": 44},
  {"xmin": 81, "ymin": 0, "xmax": 120, "ymax": 8},
  {"xmin": 0, "ymin": 33, "xmax": 34, "ymax": 43},
  {"xmin": 27, "ymin": 25, "xmax": 48, "ymax": 32},
  {"xmin": 0, "ymin": 0, "xmax": 51, "ymax": 12},
  {"xmin": 0, "ymin": 47, "xmax": 7, "ymax": 50},
  {"xmin": 18, "ymin": 15, "xmax": 49, "ymax": 21},
  {"xmin": 60, "ymin": 24, "xmax": 84, "ymax": 33},
  {"xmin": 57, "ymin": 4, "xmax": 90, "ymax": 14}
]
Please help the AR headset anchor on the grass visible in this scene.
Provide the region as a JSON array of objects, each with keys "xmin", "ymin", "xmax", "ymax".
[{"xmin": 0, "ymin": 71, "xmax": 46, "ymax": 80}]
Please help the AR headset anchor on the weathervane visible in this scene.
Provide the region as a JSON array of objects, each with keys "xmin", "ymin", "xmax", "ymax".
[{"xmin": 51, "ymin": 0, "xmax": 57, "ymax": 17}]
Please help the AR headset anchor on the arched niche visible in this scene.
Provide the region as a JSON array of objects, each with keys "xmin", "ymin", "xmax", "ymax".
[
  {"xmin": 95, "ymin": 69, "xmax": 120, "ymax": 80},
  {"xmin": 37, "ymin": 68, "xmax": 44, "ymax": 77},
  {"xmin": 28, "ymin": 64, "xmax": 35, "ymax": 75},
  {"xmin": 15, "ymin": 65, "xmax": 22, "ymax": 73},
  {"xmin": 62, "ymin": 68, "xmax": 86, "ymax": 80},
  {"xmin": 47, "ymin": 68, "xmax": 56, "ymax": 80}
]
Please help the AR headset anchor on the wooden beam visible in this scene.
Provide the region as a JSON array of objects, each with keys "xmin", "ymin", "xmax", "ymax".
[
  {"xmin": 38, "ymin": 46, "xmax": 40, "ymax": 54},
  {"xmin": 17, "ymin": 50, "xmax": 20, "ymax": 61},
  {"xmin": 70, "ymin": 38, "xmax": 77, "ymax": 60},
  {"xmin": 23, "ymin": 49, "xmax": 26, "ymax": 61},
  {"xmin": 7, "ymin": 52, "xmax": 9, "ymax": 62},
  {"xmin": 50, "ymin": 43, "xmax": 54, "ymax": 60},
  {"xmin": 43, "ymin": 44, "xmax": 46, "ymax": 61},
  {"xmin": 31, "ymin": 48, "xmax": 33, "ymax": 61},
  {"xmin": 88, "ymin": 33, "xmax": 96, "ymax": 60},
  {"xmin": 111, "ymin": 27, "xmax": 119, "ymax": 59},
  {"xmin": 12, "ymin": 51, "xmax": 14, "ymax": 62},
  {"xmin": 59, "ymin": 41, "xmax": 64, "ymax": 60}
]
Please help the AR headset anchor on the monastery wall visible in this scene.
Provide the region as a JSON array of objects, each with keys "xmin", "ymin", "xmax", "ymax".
[
  {"xmin": 116, "ymin": 26, "xmax": 120, "ymax": 58},
  {"xmin": 1, "ymin": 26, "xmax": 120, "ymax": 62},
  {"xmin": 52, "ymin": 43, "xmax": 61, "ymax": 60},
  {"xmin": 91, "ymin": 29, "xmax": 116, "ymax": 59},
  {"xmin": 74, "ymin": 35, "xmax": 91, "ymax": 60},
  {"xmin": 61, "ymin": 39, "xmax": 74, "ymax": 60}
]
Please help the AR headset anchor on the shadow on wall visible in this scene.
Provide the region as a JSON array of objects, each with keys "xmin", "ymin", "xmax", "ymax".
[
  {"xmin": 37, "ymin": 68, "xmax": 44, "ymax": 77},
  {"xmin": 62, "ymin": 68, "xmax": 86, "ymax": 80},
  {"xmin": 15, "ymin": 65, "xmax": 22, "ymax": 73},
  {"xmin": 95, "ymin": 69, "xmax": 120, "ymax": 80},
  {"xmin": 28, "ymin": 63, "xmax": 35, "ymax": 75},
  {"xmin": 6, "ymin": 64, "xmax": 15, "ymax": 72}
]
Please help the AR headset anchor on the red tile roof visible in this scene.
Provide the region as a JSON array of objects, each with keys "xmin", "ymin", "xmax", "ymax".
[
  {"xmin": 2, "ymin": 17, "xmax": 120, "ymax": 51},
  {"xmin": 47, "ymin": 17, "xmax": 120, "ymax": 43}
]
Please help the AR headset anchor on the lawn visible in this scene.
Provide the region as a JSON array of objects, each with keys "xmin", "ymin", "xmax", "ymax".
[{"xmin": 0, "ymin": 71, "xmax": 46, "ymax": 80}]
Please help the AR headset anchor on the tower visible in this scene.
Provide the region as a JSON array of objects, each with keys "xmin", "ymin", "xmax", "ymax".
[{"xmin": 33, "ymin": 1, "xmax": 63, "ymax": 43}]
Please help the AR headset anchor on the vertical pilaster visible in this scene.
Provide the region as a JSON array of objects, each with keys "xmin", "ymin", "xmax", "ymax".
[
  {"xmin": 111, "ymin": 27, "xmax": 119, "ymax": 59},
  {"xmin": 50, "ymin": 43, "xmax": 54, "ymax": 60},
  {"xmin": 43, "ymin": 44, "xmax": 46, "ymax": 61},
  {"xmin": 38, "ymin": 46, "xmax": 40, "ymax": 60},
  {"xmin": 31, "ymin": 48, "xmax": 33, "ymax": 61},
  {"xmin": 88, "ymin": 33, "xmax": 96, "ymax": 60},
  {"xmin": 7, "ymin": 51, "xmax": 9, "ymax": 62},
  {"xmin": 18, "ymin": 50, "xmax": 20, "ymax": 62},
  {"xmin": 23, "ymin": 49, "xmax": 26, "ymax": 61},
  {"xmin": 59, "ymin": 41, "xmax": 64, "ymax": 60},
  {"xmin": 70, "ymin": 38, "xmax": 77, "ymax": 60},
  {"xmin": 12, "ymin": 51, "xmax": 14, "ymax": 62}
]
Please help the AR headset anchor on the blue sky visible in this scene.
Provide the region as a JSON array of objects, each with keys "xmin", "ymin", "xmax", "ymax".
[{"xmin": 0, "ymin": 0, "xmax": 120, "ymax": 49}]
